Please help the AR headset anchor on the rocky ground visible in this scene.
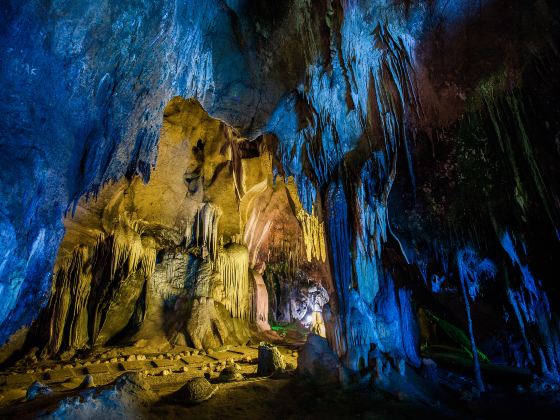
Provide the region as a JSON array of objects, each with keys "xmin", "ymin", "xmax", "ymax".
[
  {"xmin": 0, "ymin": 341, "xmax": 443, "ymax": 420},
  {"xmin": 1, "ymin": 339, "xmax": 560, "ymax": 419},
  {"xmin": 0, "ymin": 344, "xmax": 293, "ymax": 411}
]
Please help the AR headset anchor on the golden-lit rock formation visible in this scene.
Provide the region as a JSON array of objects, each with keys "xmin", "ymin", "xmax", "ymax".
[
  {"xmin": 297, "ymin": 209, "xmax": 327, "ymax": 263},
  {"xmin": 33, "ymin": 98, "xmax": 329, "ymax": 355}
]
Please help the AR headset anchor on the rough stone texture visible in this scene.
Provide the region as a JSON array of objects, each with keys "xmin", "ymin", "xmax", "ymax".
[
  {"xmin": 25, "ymin": 381, "xmax": 52, "ymax": 401},
  {"xmin": 298, "ymin": 334, "xmax": 340, "ymax": 384},
  {"xmin": 0, "ymin": 0, "xmax": 288, "ymax": 343},
  {"xmin": 43, "ymin": 373, "xmax": 155, "ymax": 418},
  {"xmin": 46, "ymin": 368, "xmax": 76, "ymax": 382},
  {"xmin": 182, "ymin": 377, "xmax": 218, "ymax": 404},
  {"xmin": 257, "ymin": 342, "xmax": 285, "ymax": 376},
  {"xmin": 218, "ymin": 365, "xmax": 244, "ymax": 382},
  {"xmin": 95, "ymin": 272, "xmax": 147, "ymax": 347},
  {"xmin": 86, "ymin": 364, "xmax": 110, "ymax": 375},
  {"xmin": 24, "ymin": 99, "xmax": 282, "ymax": 355}
]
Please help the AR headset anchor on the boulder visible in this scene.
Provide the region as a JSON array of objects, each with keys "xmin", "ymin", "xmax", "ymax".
[
  {"xmin": 257, "ymin": 342, "xmax": 285, "ymax": 376},
  {"xmin": 297, "ymin": 334, "xmax": 340, "ymax": 384},
  {"xmin": 26, "ymin": 381, "xmax": 53, "ymax": 401},
  {"xmin": 182, "ymin": 377, "xmax": 218, "ymax": 404},
  {"xmin": 218, "ymin": 365, "xmax": 244, "ymax": 382}
]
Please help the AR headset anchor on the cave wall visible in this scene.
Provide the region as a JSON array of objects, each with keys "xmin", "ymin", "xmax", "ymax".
[
  {"xmin": 1, "ymin": 0, "xmax": 560, "ymax": 385},
  {"xmin": 0, "ymin": 0, "xmax": 285, "ymax": 342}
]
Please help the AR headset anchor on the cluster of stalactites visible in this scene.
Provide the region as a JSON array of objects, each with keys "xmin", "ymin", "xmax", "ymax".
[
  {"xmin": 296, "ymin": 209, "xmax": 327, "ymax": 263},
  {"xmin": 47, "ymin": 245, "xmax": 93, "ymax": 354},
  {"xmin": 107, "ymin": 224, "xmax": 156, "ymax": 280},
  {"xmin": 266, "ymin": 237, "xmax": 302, "ymax": 279},
  {"xmin": 44, "ymin": 222, "xmax": 156, "ymax": 355},
  {"xmin": 213, "ymin": 244, "xmax": 250, "ymax": 320},
  {"xmin": 194, "ymin": 202, "xmax": 221, "ymax": 261},
  {"xmin": 501, "ymin": 231, "xmax": 560, "ymax": 380}
]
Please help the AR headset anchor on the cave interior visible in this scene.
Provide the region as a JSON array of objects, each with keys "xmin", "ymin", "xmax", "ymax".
[{"xmin": 1, "ymin": 0, "xmax": 560, "ymax": 418}]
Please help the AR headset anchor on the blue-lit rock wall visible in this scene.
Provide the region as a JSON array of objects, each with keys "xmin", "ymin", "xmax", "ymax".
[
  {"xmin": 266, "ymin": 1, "xmax": 428, "ymax": 370},
  {"xmin": 0, "ymin": 0, "xmax": 279, "ymax": 343},
  {"xmin": 1, "ymin": 0, "xmax": 559, "ymax": 385}
]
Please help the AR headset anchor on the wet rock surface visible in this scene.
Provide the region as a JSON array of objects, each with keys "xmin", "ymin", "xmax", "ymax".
[{"xmin": 25, "ymin": 381, "xmax": 53, "ymax": 401}]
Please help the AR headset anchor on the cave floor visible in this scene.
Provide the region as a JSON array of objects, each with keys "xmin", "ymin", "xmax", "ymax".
[
  {"xmin": 0, "ymin": 345, "xmax": 442, "ymax": 420},
  {"xmin": 0, "ymin": 344, "xmax": 289, "ymax": 408},
  {"xmin": 1, "ymin": 342, "xmax": 560, "ymax": 419},
  {"xmin": 0, "ymin": 341, "xmax": 442, "ymax": 419}
]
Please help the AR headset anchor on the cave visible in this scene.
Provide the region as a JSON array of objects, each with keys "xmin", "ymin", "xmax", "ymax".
[{"xmin": 1, "ymin": 1, "xmax": 560, "ymax": 418}]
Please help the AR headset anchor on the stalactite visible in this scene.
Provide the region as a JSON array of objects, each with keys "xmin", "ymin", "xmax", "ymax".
[
  {"xmin": 458, "ymin": 263, "xmax": 485, "ymax": 392},
  {"xmin": 194, "ymin": 202, "xmax": 221, "ymax": 261},
  {"xmin": 324, "ymin": 304, "xmax": 346, "ymax": 357},
  {"xmin": 66, "ymin": 246, "xmax": 92, "ymax": 350},
  {"xmin": 226, "ymin": 127, "xmax": 246, "ymax": 202},
  {"xmin": 296, "ymin": 209, "xmax": 326, "ymax": 262},
  {"xmin": 326, "ymin": 179, "xmax": 352, "ymax": 354},
  {"xmin": 90, "ymin": 225, "xmax": 157, "ymax": 346},
  {"xmin": 347, "ymin": 290, "xmax": 377, "ymax": 352},
  {"xmin": 266, "ymin": 20, "xmax": 421, "ymax": 369},
  {"xmin": 353, "ymin": 156, "xmax": 392, "ymax": 308},
  {"xmin": 266, "ymin": 236, "xmax": 302, "ymax": 278},
  {"xmin": 501, "ymin": 231, "xmax": 560, "ymax": 381},
  {"xmin": 456, "ymin": 248, "xmax": 497, "ymax": 300},
  {"xmin": 43, "ymin": 244, "xmax": 94, "ymax": 354},
  {"xmin": 455, "ymin": 247, "xmax": 498, "ymax": 391},
  {"xmin": 109, "ymin": 224, "xmax": 145, "ymax": 280},
  {"xmin": 214, "ymin": 244, "xmax": 250, "ymax": 320},
  {"xmin": 41, "ymin": 219, "xmax": 157, "ymax": 354},
  {"xmin": 46, "ymin": 247, "xmax": 85, "ymax": 354},
  {"xmin": 507, "ymin": 287, "xmax": 535, "ymax": 366},
  {"xmin": 481, "ymin": 79, "xmax": 558, "ymax": 228}
]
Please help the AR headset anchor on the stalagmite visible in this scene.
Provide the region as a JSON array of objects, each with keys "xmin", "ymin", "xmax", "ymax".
[{"xmin": 3, "ymin": 2, "xmax": 560, "ymax": 414}]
